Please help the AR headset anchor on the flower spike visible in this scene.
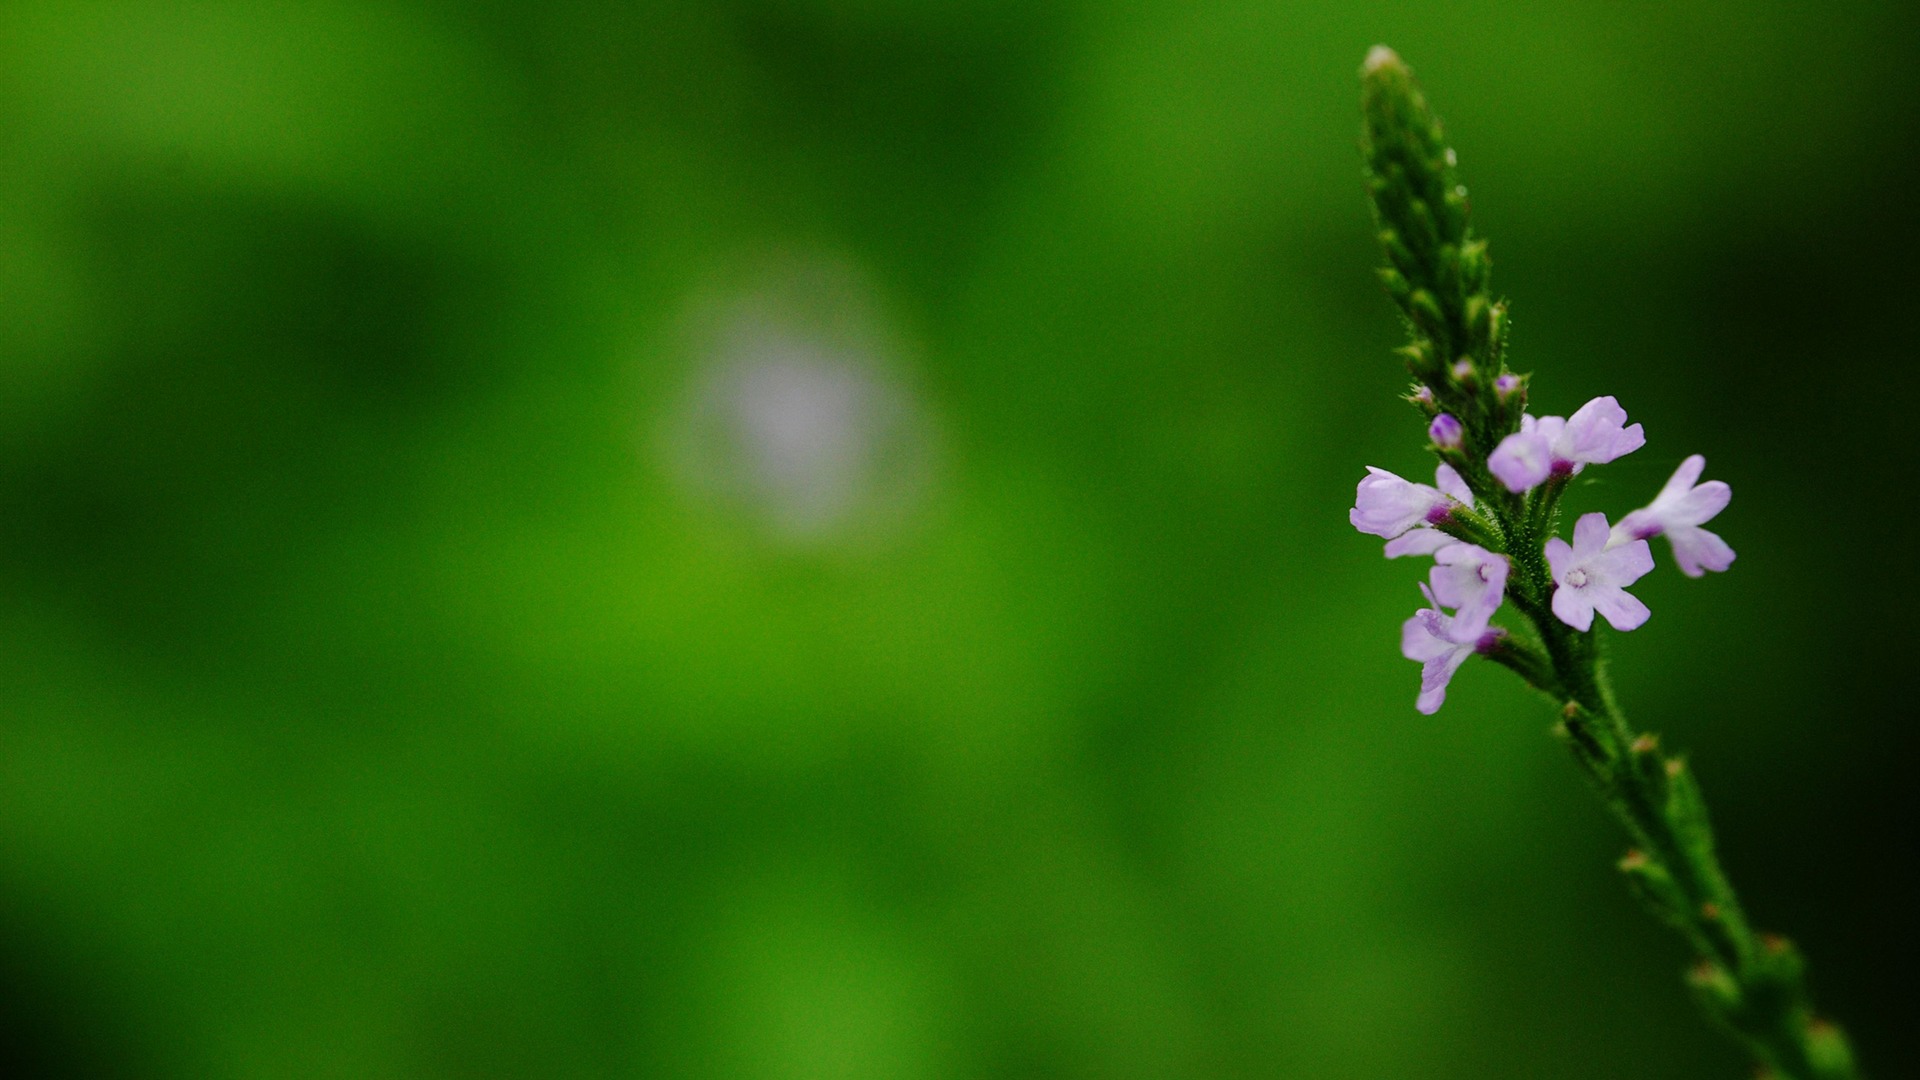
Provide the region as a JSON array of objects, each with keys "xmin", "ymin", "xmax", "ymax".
[{"xmin": 1353, "ymin": 47, "xmax": 1851, "ymax": 1077}]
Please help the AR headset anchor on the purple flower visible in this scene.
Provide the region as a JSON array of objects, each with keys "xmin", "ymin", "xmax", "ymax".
[
  {"xmin": 1488, "ymin": 396, "xmax": 1647, "ymax": 492},
  {"xmin": 1429, "ymin": 542, "xmax": 1508, "ymax": 641},
  {"xmin": 1546, "ymin": 512, "xmax": 1655, "ymax": 631},
  {"xmin": 1610, "ymin": 455, "xmax": 1736, "ymax": 578},
  {"xmin": 1401, "ymin": 584, "xmax": 1502, "ymax": 714},
  {"xmin": 1488, "ymin": 414, "xmax": 1561, "ymax": 492},
  {"xmin": 1495, "ymin": 373, "xmax": 1522, "ymax": 398},
  {"xmin": 1560, "ymin": 395, "xmax": 1647, "ymax": 466},
  {"xmin": 1428, "ymin": 413, "xmax": 1464, "ymax": 449},
  {"xmin": 1383, "ymin": 464, "xmax": 1474, "ymax": 557},
  {"xmin": 1352, "ymin": 466, "xmax": 1456, "ymax": 539}
]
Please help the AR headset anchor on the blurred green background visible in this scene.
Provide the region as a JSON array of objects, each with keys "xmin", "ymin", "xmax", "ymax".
[{"xmin": 1, "ymin": 2, "xmax": 1914, "ymax": 1077}]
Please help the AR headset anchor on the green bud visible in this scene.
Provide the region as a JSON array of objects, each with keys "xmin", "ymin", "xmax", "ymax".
[
  {"xmin": 1662, "ymin": 758, "xmax": 1715, "ymax": 848},
  {"xmin": 1362, "ymin": 46, "xmax": 1501, "ymax": 392},
  {"xmin": 1805, "ymin": 1019, "xmax": 1858, "ymax": 1074},
  {"xmin": 1552, "ymin": 710, "xmax": 1615, "ymax": 781},
  {"xmin": 1396, "ymin": 342, "xmax": 1440, "ymax": 381},
  {"xmin": 1379, "ymin": 228, "xmax": 1416, "ymax": 276},
  {"xmin": 1407, "ymin": 289, "xmax": 1447, "ymax": 339},
  {"xmin": 1459, "ymin": 239, "xmax": 1490, "ymax": 292},
  {"xmin": 1757, "ymin": 934, "xmax": 1805, "ymax": 985},
  {"xmin": 1687, "ymin": 960, "xmax": 1745, "ymax": 1022},
  {"xmin": 1618, "ymin": 849, "xmax": 1688, "ymax": 929},
  {"xmin": 1464, "ymin": 296, "xmax": 1491, "ymax": 350}
]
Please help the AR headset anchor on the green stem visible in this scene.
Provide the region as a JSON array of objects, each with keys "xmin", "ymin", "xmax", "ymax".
[
  {"xmin": 1510, "ymin": 524, "xmax": 1860, "ymax": 1080},
  {"xmin": 1361, "ymin": 45, "xmax": 1863, "ymax": 1078}
]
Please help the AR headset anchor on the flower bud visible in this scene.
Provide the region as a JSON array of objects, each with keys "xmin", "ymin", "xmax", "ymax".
[{"xmin": 1428, "ymin": 413, "xmax": 1464, "ymax": 449}]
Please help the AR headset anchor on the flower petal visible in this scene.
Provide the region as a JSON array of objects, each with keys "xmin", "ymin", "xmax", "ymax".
[
  {"xmin": 1669, "ymin": 526, "xmax": 1736, "ymax": 577},
  {"xmin": 1608, "ymin": 422, "xmax": 1647, "ymax": 461},
  {"xmin": 1435, "ymin": 463, "xmax": 1474, "ymax": 505},
  {"xmin": 1572, "ymin": 512, "xmax": 1612, "ymax": 559},
  {"xmin": 1594, "ymin": 538, "xmax": 1655, "ymax": 585},
  {"xmin": 1544, "ymin": 536, "xmax": 1573, "ymax": 582},
  {"xmin": 1352, "ymin": 467, "xmax": 1448, "ymax": 538},
  {"xmin": 1417, "ymin": 646, "xmax": 1472, "ymax": 714},
  {"xmin": 1590, "ymin": 585, "xmax": 1651, "ymax": 631},
  {"xmin": 1385, "ymin": 528, "xmax": 1453, "ymax": 559},
  {"xmin": 1670, "ymin": 479, "xmax": 1731, "ymax": 527},
  {"xmin": 1402, "ymin": 612, "xmax": 1456, "ymax": 662},
  {"xmin": 1609, "ymin": 508, "xmax": 1661, "ymax": 546},
  {"xmin": 1489, "ymin": 430, "xmax": 1551, "ymax": 492},
  {"xmin": 1432, "ymin": 544, "xmax": 1506, "ymax": 642},
  {"xmin": 1551, "ymin": 583, "xmax": 1595, "ymax": 631},
  {"xmin": 1428, "ymin": 560, "xmax": 1471, "ymax": 609},
  {"xmin": 1559, "ymin": 397, "xmax": 1644, "ymax": 465},
  {"xmin": 1656, "ymin": 454, "xmax": 1707, "ymax": 505}
]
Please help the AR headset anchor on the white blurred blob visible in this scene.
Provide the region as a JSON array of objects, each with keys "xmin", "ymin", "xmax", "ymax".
[{"xmin": 669, "ymin": 256, "xmax": 933, "ymax": 545}]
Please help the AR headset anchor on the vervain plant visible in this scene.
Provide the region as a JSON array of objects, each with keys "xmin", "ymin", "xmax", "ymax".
[{"xmin": 1349, "ymin": 46, "xmax": 1862, "ymax": 1080}]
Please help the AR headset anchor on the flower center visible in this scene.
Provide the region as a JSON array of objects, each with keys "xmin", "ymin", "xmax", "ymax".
[
  {"xmin": 1566, "ymin": 568, "xmax": 1590, "ymax": 589},
  {"xmin": 1478, "ymin": 564, "xmax": 1494, "ymax": 582}
]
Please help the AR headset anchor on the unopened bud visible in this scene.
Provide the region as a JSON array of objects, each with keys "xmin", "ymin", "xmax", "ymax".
[
  {"xmin": 1450, "ymin": 358, "xmax": 1473, "ymax": 384},
  {"xmin": 1428, "ymin": 413, "xmax": 1464, "ymax": 449},
  {"xmin": 1630, "ymin": 734, "xmax": 1659, "ymax": 755},
  {"xmin": 1362, "ymin": 44, "xmax": 1402, "ymax": 76},
  {"xmin": 1805, "ymin": 1019, "xmax": 1856, "ymax": 1071},
  {"xmin": 1495, "ymin": 372, "xmax": 1522, "ymax": 399},
  {"xmin": 1408, "ymin": 289, "xmax": 1446, "ymax": 333},
  {"xmin": 1687, "ymin": 960, "xmax": 1743, "ymax": 1014}
]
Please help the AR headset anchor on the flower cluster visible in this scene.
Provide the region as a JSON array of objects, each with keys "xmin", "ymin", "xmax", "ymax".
[{"xmin": 1351, "ymin": 396, "xmax": 1735, "ymax": 713}]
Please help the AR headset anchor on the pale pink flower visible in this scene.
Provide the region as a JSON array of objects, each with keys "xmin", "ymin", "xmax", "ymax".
[
  {"xmin": 1382, "ymin": 464, "xmax": 1474, "ymax": 557},
  {"xmin": 1401, "ymin": 584, "xmax": 1503, "ymax": 714},
  {"xmin": 1429, "ymin": 543, "xmax": 1508, "ymax": 641},
  {"xmin": 1352, "ymin": 466, "xmax": 1453, "ymax": 539},
  {"xmin": 1546, "ymin": 512, "xmax": 1654, "ymax": 631},
  {"xmin": 1610, "ymin": 455, "xmax": 1735, "ymax": 578},
  {"xmin": 1489, "ymin": 396, "xmax": 1646, "ymax": 492}
]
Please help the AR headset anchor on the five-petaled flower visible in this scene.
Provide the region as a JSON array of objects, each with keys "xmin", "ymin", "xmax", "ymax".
[
  {"xmin": 1380, "ymin": 464, "xmax": 1474, "ymax": 558},
  {"xmin": 1350, "ymin": 466, "xmax": 1458, "ymax": 540},
  {"xmin": 1610, "ymin": 455, "xmax": 1736, "ymax": 578},
  {"xmin": 1547, "ymin": 513, "xmax": 1655, "ymax": 631},
  {"xmin": 1430, "ymin": 542, "xmax": 1508, "ymax": 642},
  {"xmin": 1488, "ymin": 396, "xmax": 1646, "ymax": 493},
  {"xmin": 1402, "ymin": 585, "xmax": 1503, "ymax": 715}
]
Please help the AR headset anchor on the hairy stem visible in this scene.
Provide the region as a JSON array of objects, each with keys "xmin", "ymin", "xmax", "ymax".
[
  {"xmin": 1360, "ymin": 45, "xmax": 1863, "ymax": 1079},
  {"xmin": 1517, "ymin": 549, "xmax": 1858, "ymax": 1079}
]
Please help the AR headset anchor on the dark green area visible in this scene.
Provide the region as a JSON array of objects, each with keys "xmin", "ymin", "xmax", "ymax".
[{"xmin": 1, "ymin": 2, "xmax": 1914, "ymax": 1077}]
